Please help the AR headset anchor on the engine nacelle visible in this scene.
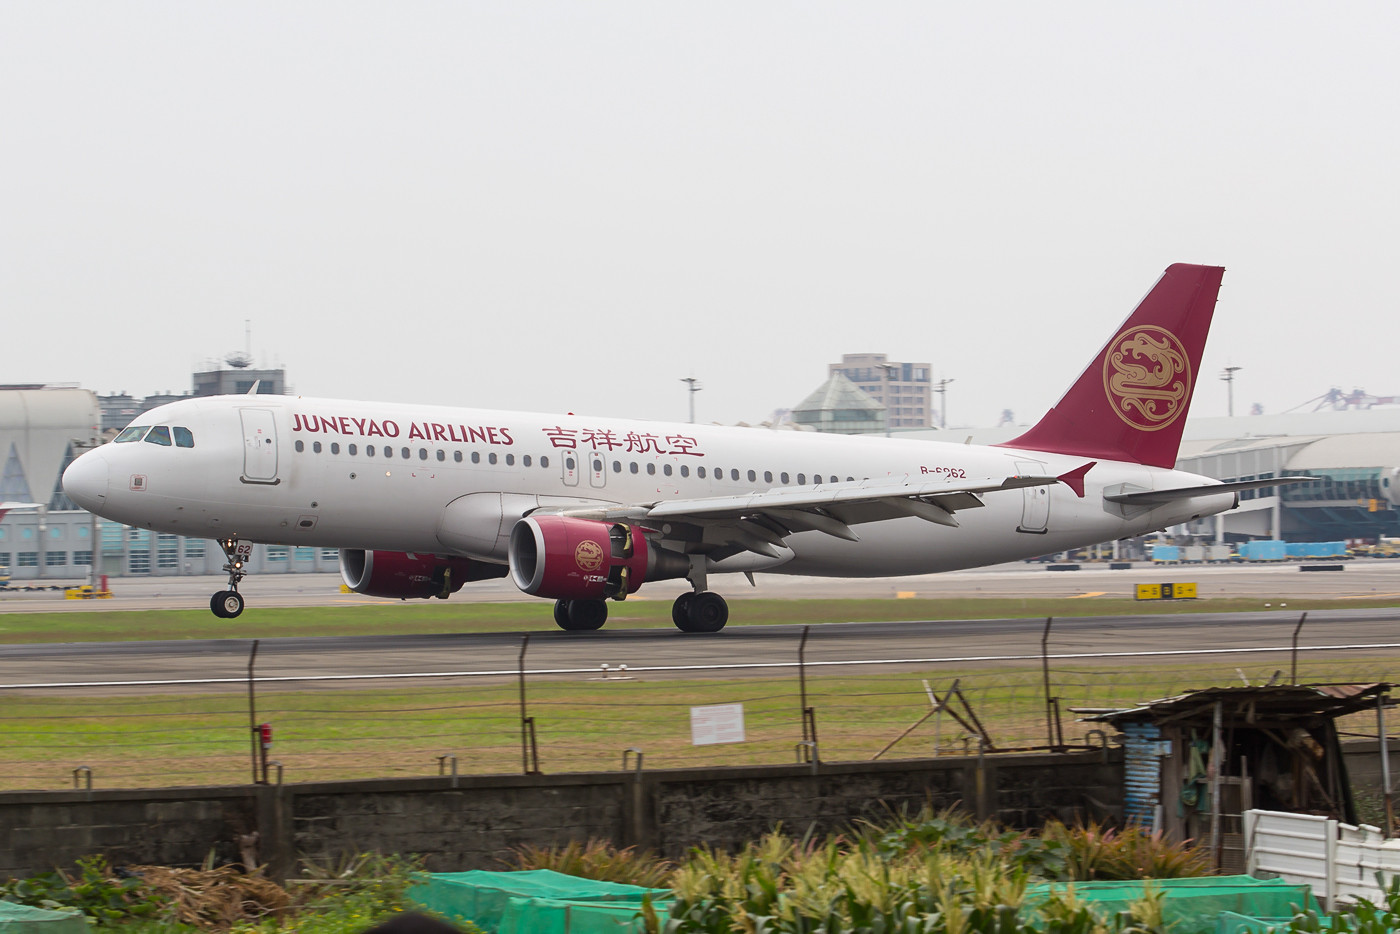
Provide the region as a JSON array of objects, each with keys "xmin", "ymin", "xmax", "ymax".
[
  {"xmin": 339, "ymin": 550, "xmax": 507, "ymax": 599},
  {"xmin": 508, "ymin": 516, "xmax": 689, "ymax": 600}
]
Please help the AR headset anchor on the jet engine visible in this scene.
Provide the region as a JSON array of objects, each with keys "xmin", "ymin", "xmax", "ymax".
[
  {"xmin": 339, "ymin": 550, "xmax": 507, "ymax": 599},
  {"xmin": 508, "ymin": 516, "xmax": 689, "ymax": 600}
]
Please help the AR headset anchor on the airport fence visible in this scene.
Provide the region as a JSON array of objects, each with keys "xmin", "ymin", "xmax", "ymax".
[{"xmin": 0, "ymin": 620, "xmax": 1397, "ymax": 791}]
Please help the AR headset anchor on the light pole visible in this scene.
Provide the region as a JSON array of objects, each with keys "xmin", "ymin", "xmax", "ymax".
[
  {"xmin": 876, "ymin": 363, "xmax": 898, "ymax": 437},
  {"xmin": 680, "ymin": 377, "xmax": 702, "ymax": 424},
  {"xmin": 1221, "ymin": 366, "xmax": 1242, "ymax": 417},
  {"xmin": 934, "ymin": 378, "xmax": 955, "ymax": 429}
]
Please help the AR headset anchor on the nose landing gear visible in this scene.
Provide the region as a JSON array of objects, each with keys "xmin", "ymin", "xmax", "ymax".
[{"xmin": 211, "ymin": 538, "xmax": 248, "ymax": 619}]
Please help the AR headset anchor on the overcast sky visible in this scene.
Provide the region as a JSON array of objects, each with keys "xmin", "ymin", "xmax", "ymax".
[{"xmin": 4, "ymin": 3, "xmax": 1397, "ymax": 429}]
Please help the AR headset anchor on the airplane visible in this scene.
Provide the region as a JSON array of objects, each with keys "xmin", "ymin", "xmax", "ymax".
[{"xmin": 61, "ymin": 263, "xmax": 1293, "ymax": 632}]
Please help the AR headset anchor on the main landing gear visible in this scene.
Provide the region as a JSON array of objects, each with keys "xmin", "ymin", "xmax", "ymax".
[
  {"xmin": 553, "ymin": 599, "xmax": 608, "ymax": 631},
  {"xmin": 211, "ymin": 538, "xmax": 247, "ymax": 619},
  {"xmin": 671, "ymin": 591, "xmax": 728, "ymax": 633}
]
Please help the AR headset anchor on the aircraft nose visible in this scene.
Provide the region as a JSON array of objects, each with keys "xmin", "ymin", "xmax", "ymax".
[{"xmin": 63, "ymin": 449, "xmax": 110, "ymax": 513}]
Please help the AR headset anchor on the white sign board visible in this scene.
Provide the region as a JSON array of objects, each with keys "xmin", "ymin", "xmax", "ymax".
[{"xmin": 690, "ymin": 703, "xmax": 746, "ymax": 746}]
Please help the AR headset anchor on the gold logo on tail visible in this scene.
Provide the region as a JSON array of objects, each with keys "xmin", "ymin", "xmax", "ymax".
[{"xmin": 1102, "ymin": 325, "xmax": 1191, "ymax": 431}]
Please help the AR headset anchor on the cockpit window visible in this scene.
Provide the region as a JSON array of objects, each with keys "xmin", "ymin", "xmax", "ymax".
[
  {"xmin": 115, "ymin": 426, "xmax": 149, "ymax": 443},
  {"xmin": 173, "ymin": 427, "xmax": 194, "ymax": 448},
  {"xmin": 144, "ymin": 426, "xmax": 172, "ymax": 446}
]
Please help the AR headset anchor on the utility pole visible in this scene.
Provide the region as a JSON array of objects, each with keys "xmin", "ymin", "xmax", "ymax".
[
  {"xmin": 680, "ymin": 377, "xmax": 702, "ymax": 424},
  {"xmin": 1221, "ymin": 366, "xmax": 1242, "ymax": 417},
  {"xmin": 934, "ymin": 378, "xmax": 955, "ymax": 429}
]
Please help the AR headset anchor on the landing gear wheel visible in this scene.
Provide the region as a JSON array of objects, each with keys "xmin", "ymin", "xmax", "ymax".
[
  {"xmin": 671, "ymin": 592, "xmax": 694, "ymax": 629},
  {"xmin": 688, "ymin": 592, "xmax": 728, "ymax": 632},
  {"xmin": 675, "ymin": 591, "xmax": 728, "ymax": 632},
  {"xmin": 553, "ymin": 600, "xmax": 572, "ymax": 629},
  {"xmin": 558, "ymin": 598, "xmax": 607, "ymax": 631},
  {"xmin": 211, "ymin": 590, "xmax": 244, "ymax": 619}
]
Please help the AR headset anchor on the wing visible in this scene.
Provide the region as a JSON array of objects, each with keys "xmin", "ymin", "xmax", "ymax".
[{"xmin": 530, "ymin": 473, "xmax": 1061, "ymax": 560}]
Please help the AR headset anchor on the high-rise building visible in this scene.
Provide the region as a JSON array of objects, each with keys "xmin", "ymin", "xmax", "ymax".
[{"xmin": 827, "ymin": 354, "xmax": 934, "ymax": 428}]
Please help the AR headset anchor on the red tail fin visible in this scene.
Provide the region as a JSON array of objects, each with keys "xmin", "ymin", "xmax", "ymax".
[{"xmin": 998, "ymin": 263, "xmax": 1224, "ymax": 469}]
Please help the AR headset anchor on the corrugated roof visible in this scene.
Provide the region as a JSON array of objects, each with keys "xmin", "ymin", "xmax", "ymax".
[{"xmin": 1087, "ymin": 683, "xmax": 1390, "ymax": 726}]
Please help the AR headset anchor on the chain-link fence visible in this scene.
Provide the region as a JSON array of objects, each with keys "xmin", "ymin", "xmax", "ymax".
[{"xmin": 1, "ymin": 618, "xmax": 1397, "ymax": 791}]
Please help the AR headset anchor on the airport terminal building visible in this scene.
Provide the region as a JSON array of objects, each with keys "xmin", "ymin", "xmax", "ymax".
[{"xmin": 3, "ymin": 383, "xmax": 1397, "ymax": 582}]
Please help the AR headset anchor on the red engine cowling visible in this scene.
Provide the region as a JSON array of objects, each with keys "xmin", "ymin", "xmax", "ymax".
[
  {"xmin": 508, "ymin": 516, "xmax": 687, "ymax": 600},
  {"xmin": 339, "ymin": 550, "xmax": 507, "ymax": 599}
]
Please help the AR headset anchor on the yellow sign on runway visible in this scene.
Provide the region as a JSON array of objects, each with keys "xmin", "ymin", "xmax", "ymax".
[{"xmin": 1136, "ymin": 582, "xmax": 1197, "ymax": 600}]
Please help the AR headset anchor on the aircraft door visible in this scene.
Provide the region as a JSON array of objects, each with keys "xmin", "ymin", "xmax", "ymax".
[
  {"xmin": 561, "ymin": 451, "xmax": 580, "ymax": 486},
  {"xmin": 588, "ymin": 450, "xmax": 607, "ymax": 489},
  {"xmin": 1015, "ymin": 459, "xmax": 1049, "ymax": 533},
  {"xmin": 240, "ymin": 409, "xmax": 280, "ymax": 484}
]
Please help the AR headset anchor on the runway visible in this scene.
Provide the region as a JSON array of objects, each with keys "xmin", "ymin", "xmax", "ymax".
[
  {"xmin": 0, "ymin": 561, "xmax": 1397, "ymax": 689},
  {"xmin": 2, "ymin": 605, "xmax": 1398, "ymax": 690}
]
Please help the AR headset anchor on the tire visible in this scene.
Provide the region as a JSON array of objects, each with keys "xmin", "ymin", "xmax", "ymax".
[
  {"xmin": 213, "ymin": 590, "xmax": 244, "ymax": 619},
  {"xmin": 553, "ymin": 600, "xmax": 572, "ymax": 630},
  {"xmin": 685, "ymin": 591, "xmax": 728, "ymax": 633},
  {"xmin": 562, "ymin": 598, "xmax": 607, "ymax": 631},
  {"xmin": 671, "ymin": 593, "xmax": 695, "ymax": 630}
]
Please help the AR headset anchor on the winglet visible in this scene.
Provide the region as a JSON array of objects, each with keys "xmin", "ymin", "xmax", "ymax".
[{"xmin": 1057, "ymin": 462, "xmax": 1096, "ymax": 498}]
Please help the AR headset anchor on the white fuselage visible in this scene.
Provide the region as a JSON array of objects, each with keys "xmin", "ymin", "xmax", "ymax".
[{"xmin": 64, "ymin": 394, "xmax": 1234, "ymax": 581}]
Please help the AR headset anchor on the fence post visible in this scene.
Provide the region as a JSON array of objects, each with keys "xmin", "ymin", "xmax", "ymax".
[
  {"xmin": 1041, "ymin": 617, "xmax": 1060, "ymax": 750},
  {"xmin": 247, "ymin": 640, "xmax": 261, "ymax": 784},
  {"xmin": 518, "ymin": 635, "xmax": 540, "ymax": 775},
  {"xmin": 798, "ymin": 626, "xmax": 819, "ymax": 763},
  {"xmin": 1290, "ymin": 612, "xmax": 1308, "ymax": 683},
  {"xmin": 1379, "ymin": 691, "xmax": 1394, "ymax": 838}
]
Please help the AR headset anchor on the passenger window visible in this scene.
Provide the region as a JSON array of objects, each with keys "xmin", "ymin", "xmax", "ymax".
[
  {"xmin": 145, "ymin": 426, "xmax": 172, "ymax": 446},
  {"xmin": 453, "ymin": 451, "xmax": 462, "ymax": 462},
  {"xmin": 646, "ymin": 463, "xmax": 656, "ymax": 476},
  {"xmin": 437, "ymin": 450, "xmax": 445, "ymax": 462},
  {"xmin": 174, "ymin": 427, "xmax": 195, "ymax": 448},
  {"xmin": 489, "ymin": 453, "xmax": 498, "ymax": 465},
  {"xmin": 592, "ymin": 459, "xmax": 602, "ymax": 473},
  {"xmin": 747, "ymin": 470, "xmax": 756, "ymax": 482},
  {"xmin": 713, "ymin": 467, "xmax": 722, "ymax": 480},
  {"xmin": 366, "ymin": 446, "xmax": 375, "ymax": 457},
  {"xmin": 797, "ymin": 473, "xmax": 806, "ymax": 485},
  {"xmin": 383, "ymin": 447, "xmax": 393, "ymax": 459},
  {"xmin": 613, "ymin": 460, "xmax": 621, "ymax": 473},
  {"xmin": 781, "ymin": 472, "xmax": 790, "ymax": 484},
  {"xmin": 764, "ymin": 471, "xmax": 773, "ymax": 483},
  {"xmin": 663, "ymin": 464, "xmax": 673, "ymax": 477},
  {"xmin": 523, "ymin": 455, "xmax": 532, "ymax": 467},
  {"xmin": 471, "ymin": 451, "xmax": 481, "ymax": 464},
  {"xmin": 348, "ymin": 444, "xmax": 357, "ymax": 455},
  {"xmin": 541, "ymin": 456, "xmax": 549, "ymax": 468},
  {"xmin": 630, "ymin": 462, "xmax": 638, "ymax": 474},
  {"xmin": 506, "ymin": 454, "xmax": 515, "ymax": 466},
  {"xmin": 680, "ymin": 465, "xmax": 689, "ymax": 477},
  {"xmin": 731, "ymin": 469, "xmax": 739, "ymax": 481},
  {"xmin": 295, "ymin": 440, "xmax": 305, "ymax": 453},
  {"xmin": 697, "ymin": 466, "xmax": 706, "ymax": 478},
  {"xmin": 313, "ymin": 442, "xmax": 322, "ymax": 454},
  {"xmin": 401, "ymin": 447, "xmax": 410, "ymax": 459},
  {"xmin": 419, "ymin": 448, "xmax": 428, "ymax": 461},
  {"xmin": 115, "ymin": 426, "xmax": 149, "ymax": 443}
]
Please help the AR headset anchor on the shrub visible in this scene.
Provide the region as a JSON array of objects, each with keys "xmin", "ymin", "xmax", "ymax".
[{"xmin": 503, "ymin": 839, "xmax": 674, "ymax": 888}]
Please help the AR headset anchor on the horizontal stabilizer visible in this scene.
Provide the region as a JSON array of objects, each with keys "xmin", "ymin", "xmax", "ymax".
[{"xmin": 1104, "ymin": 477, "xmax": 1311, "ymax": 506}]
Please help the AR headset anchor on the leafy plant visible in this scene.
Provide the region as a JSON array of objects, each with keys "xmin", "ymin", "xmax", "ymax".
[
  {"xmin": 503, "ymin": 838, "xmax": 674, "ymax": 888},
  {"xmin": 0, "ymin": 855, "xmax": 166, "ymax": 923},
  {"xmin": 1040, "ymin": 821, "xmax": 1210, "ymax": 881}
]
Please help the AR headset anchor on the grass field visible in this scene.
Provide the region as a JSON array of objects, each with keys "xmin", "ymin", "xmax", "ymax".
[{"xmin": 0, "ymin": 594, "xmax": 1396, "ymax": 643}]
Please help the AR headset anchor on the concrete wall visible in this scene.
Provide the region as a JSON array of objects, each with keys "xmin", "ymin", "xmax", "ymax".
[{"xmin": 0, "ymin": 750, "xmax": 1121, "ymax": 881}]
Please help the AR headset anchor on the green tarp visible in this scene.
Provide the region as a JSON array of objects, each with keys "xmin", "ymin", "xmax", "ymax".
[
  {"xmin": 1024, "ymin": 876, "xmax": 1317, "ymax": 934},
  {"xmin": 0, "ymin": 900, "xmax": 87, "ymax": 934},
  {"xmin": 408, "ymin": 869, "xmax": 669, "ymax": 934}
]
